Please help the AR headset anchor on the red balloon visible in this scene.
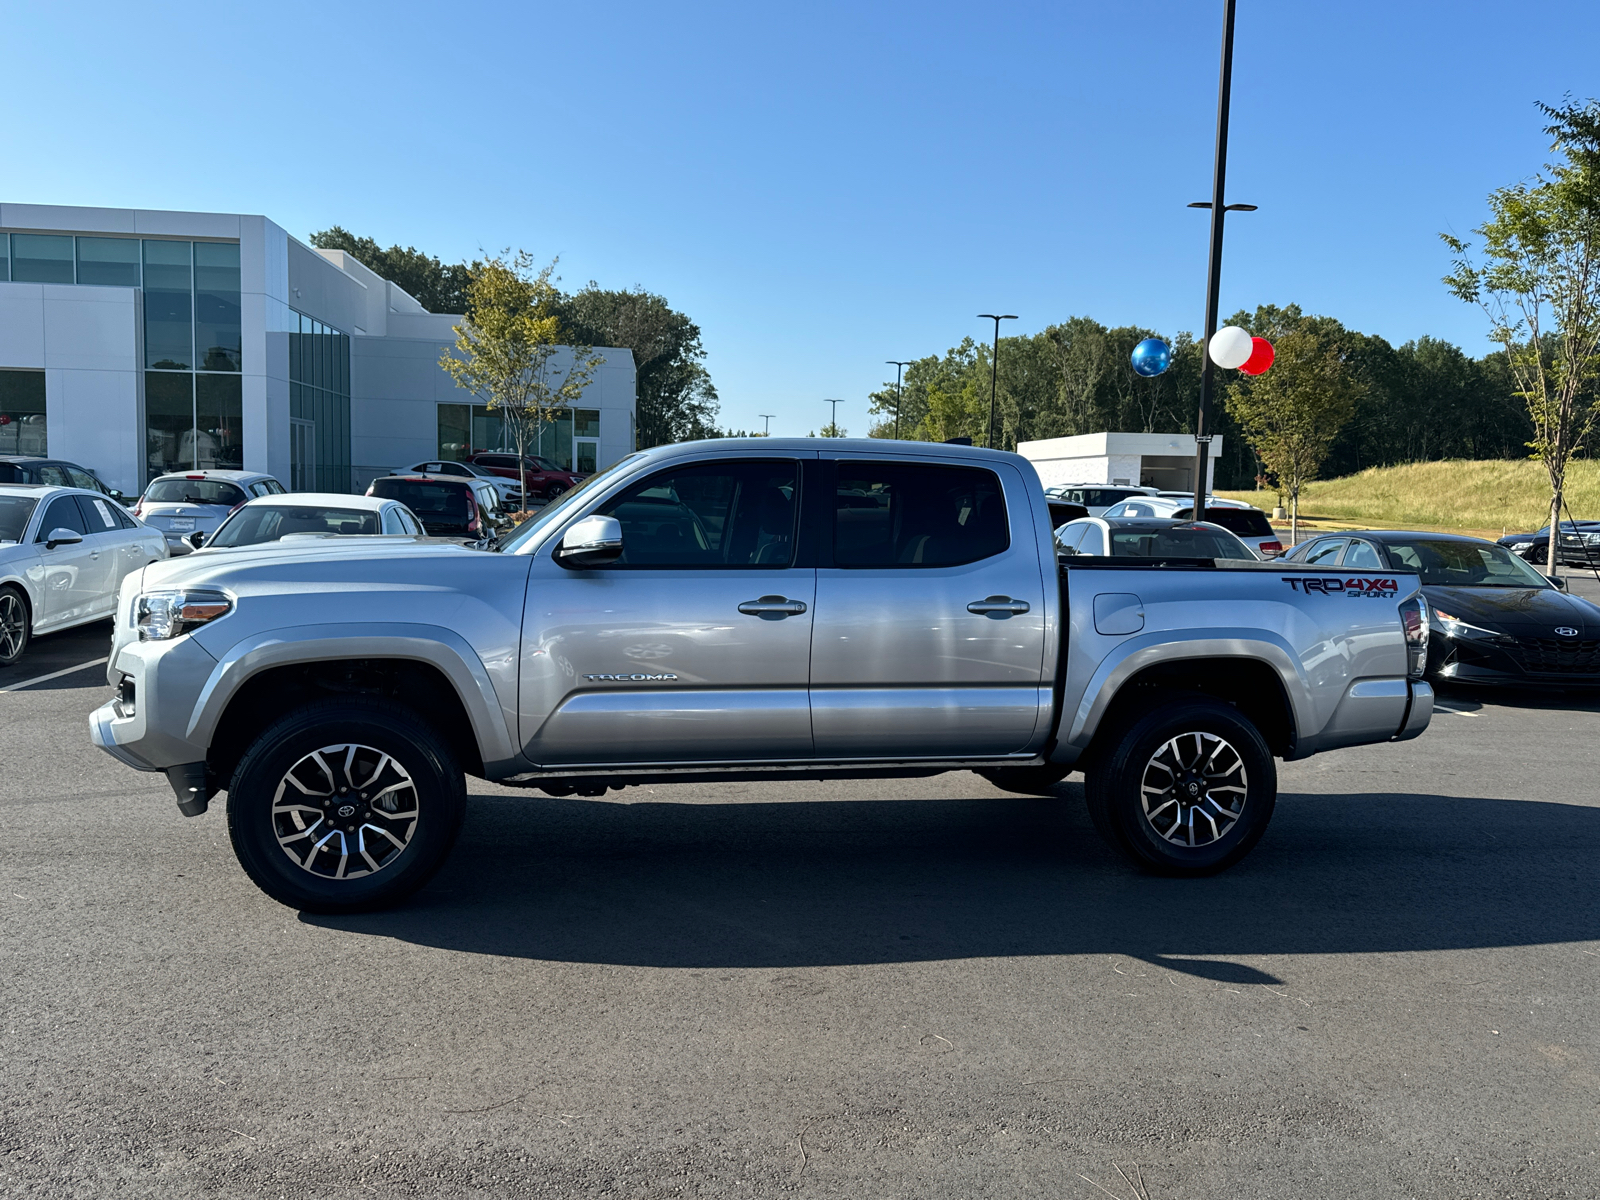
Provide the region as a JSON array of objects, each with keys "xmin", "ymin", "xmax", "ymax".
[{"xmin": 1239, "ymin": 337, "xmax": 1274, "ymax": 376}]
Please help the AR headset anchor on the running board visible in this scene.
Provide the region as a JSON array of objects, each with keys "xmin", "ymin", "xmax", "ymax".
[{"xmin": 498, "ymin": 757, "xmax": 1046, "ymax": 795}]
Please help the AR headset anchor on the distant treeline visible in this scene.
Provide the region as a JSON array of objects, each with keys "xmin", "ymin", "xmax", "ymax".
[{"xmin": 867, "ymin": 304, "xmax": 1536, "ymax": 487}]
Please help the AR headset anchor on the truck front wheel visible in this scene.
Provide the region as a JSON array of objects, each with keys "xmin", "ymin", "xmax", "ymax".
[
  {"xmin": 226, "ymin": 698, "xmax": 466, "ymax": 913},
  {"xmin": 1084, "ymin": 699, "xmax": 1275, "ymax": 876}
]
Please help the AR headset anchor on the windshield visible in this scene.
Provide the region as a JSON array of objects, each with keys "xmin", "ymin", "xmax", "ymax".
[
  {"xmin": 1054, "ymin": 487, "xmax": 1143, "ymax": 507},
  {"xmin": 145, "ymin": 478, "xmax": 247, "ymax": 507},
  {"xmin": 498, "ymin": 454, "xmax": 644, "ymax": 554},
  {"xmin": 0, "ymin": 496, "xmax": 37, "ymax": 542},
  {"xmin": 209, "ymin": 504, "xmax": 382, "ymax": 547},
  {"xmin": 1110, "ymin": 524, "xmax": 1255, "ymax": 559},
  {"xmin": 1385, "ymin": 539, "xmax": 1552, "ymax": 588}
]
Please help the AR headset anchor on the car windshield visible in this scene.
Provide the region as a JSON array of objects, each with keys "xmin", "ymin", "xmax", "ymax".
[
  {"xmin": 1385, "ymin": 539, "xmax": 1552, "ymax": 587},
  {"xmin": 498, "ymin": 454, "xmax": 645, "ymax": 555},
  {"xmin": 0, "ymin": 496, "xmax": 38, "ymax": 542},
  {"xmin": 145, "ymin": 478, "xmax": 248, "ymax": 507},
  {"xmin": 209, "ymin": 504, "xmax": 382, "ymax": 547},
  {"xmin": 1109, "ymin": 524, "xmax": 1255, "ymax": 559}
]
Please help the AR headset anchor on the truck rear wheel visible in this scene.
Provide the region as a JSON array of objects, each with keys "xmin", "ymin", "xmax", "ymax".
[
  {"xmin": 226, "ymin": 698, "xmax": 466, "ymax": 913},
  {"xmin": 1084, "ymin": 699, "xmax": 1275, "ymax": 876}
]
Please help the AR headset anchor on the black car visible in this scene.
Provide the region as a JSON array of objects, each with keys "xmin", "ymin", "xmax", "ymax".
[
  {"xmin": 0, "ymin": 456, "xmax": 126, "ymax": 503},
  {"xmin": 1496, "ymin": 521, "xmax": 1600, "ymax": 567},
  {"xmin": 1286, "ymin": 529, "xmax": 1600, "ymax": 688},
  {"xmin": 366, "ymin": 475, "xmax": 487, "ymax": 541}
]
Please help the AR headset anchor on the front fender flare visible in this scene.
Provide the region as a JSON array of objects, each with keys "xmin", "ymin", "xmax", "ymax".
[
  {"xmin": 187, "ymin": 622, "xmax": 519, "ymax": 770},
  {"xmin": 1053, "ymin": 629, "xmax": 1313, "ymax": 762}
]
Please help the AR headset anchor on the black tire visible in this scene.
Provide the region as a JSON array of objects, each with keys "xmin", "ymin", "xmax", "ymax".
[
  {"xmin": 976, "ymin": 764, "xmax": 1072, "ymax": 795},
  {"xmin": 544, "ymin": 482, "xmax": 568, "ymax": 501},
  {"xmin": 0, "ymin": 585, "xmax": 30, "ymax": 667},
  {"xmin": 226, "ymin": 698, "xmax": 466, "ymax": 913},
  {"xmin": 1084, "ymin": 698, "xmax": 1276, "ymax": 876}
]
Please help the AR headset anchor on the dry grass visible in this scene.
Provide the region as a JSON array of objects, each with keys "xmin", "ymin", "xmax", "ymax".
[{"xmin": 1216, "ymin": 459, "xmax": 1600, "ymax": 539}]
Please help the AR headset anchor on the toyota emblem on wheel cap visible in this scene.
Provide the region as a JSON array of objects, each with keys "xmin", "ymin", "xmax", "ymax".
[{"xmin": 1555, "ymin": 626, "xmax": 1580, "ymax": 637}]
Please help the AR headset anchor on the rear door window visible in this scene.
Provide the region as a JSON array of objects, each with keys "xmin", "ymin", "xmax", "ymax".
[
  {"xmin": 1077, "ymin": 523, "xmax": 1106, "ymax": 555},
  {"xmin": 1055, "ymin": 521, "xmax": 1089, "ymax": 553},
  {"xmin": 833, "ymin": 462, "xmax": 1008, "ymax": 568},
  {"xmin": 37, "ymin": 465, "xmax": 71, "ymax": 487},
  {"xmin": 1304, "ymin": 538, "xmax": 1347, "ymax": 566},
  {"xmin": 74, "ymin": 495, "xmax": 120, "ymax": 532},
  {"xmin": 1343, "ymin": 540, "xmax": 1383, "ymax": 569}
]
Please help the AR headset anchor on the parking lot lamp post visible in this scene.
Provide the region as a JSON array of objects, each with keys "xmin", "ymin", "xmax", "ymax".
[
  {"xmin": 823, "ymin": 398, "xmax": 843, "ymax": 436},
  {"xmin": 758, "ymin": 413, "xmax": 775, "ymax": 436},
  {"xmin": 977, "ymin": 315, "xmax": 1017, "ymax": 450},
  {"xmin": 886, "ymin": 361, "xmax": 913, "ymax": 440},
  {"xmin": 1185, "ymin": 0, "xmax": 1257, "ymax": 522}
]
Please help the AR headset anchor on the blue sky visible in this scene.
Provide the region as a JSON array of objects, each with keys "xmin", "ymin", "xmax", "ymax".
[{"xmin": 7, "ymin": 1, "xmax": 1598, "ymax": 436}]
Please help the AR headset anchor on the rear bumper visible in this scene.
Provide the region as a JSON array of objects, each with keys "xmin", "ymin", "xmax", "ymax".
[{"xmin": 1393, "ymin": 681, "xmax": 1433, "ymax": 741}]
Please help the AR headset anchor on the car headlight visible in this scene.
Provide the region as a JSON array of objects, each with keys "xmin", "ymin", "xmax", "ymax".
[
  {"xmin": 1510, "ymin": 542, "xmax": 1534, "ymax": 551},
  {"xmin": 1583, "ymin": 534, "xmax": 1600, "ymax": 546},
  {"xmin": 136, "ymin": 590, "xmax": 233, "ymax": 641},
  {"xmin": 1433, "ymin": 609, "xmax": 1505, "ymax": 640}
]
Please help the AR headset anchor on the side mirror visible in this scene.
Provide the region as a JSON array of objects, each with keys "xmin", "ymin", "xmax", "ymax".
[
  {"xmin": 556, "ymin": 515, "xmax": 623, "ymax": 568},
  {"xmin": 1551, "ymin": 575, "xmax": 1568, "ymax": 591},
  {"xmin": 109, "ymin": 490, "xmax": 125, "ymax": 502},
  {"xmin": 45, "ymin": 528, "xmax": 83, "ymax": 550},
  {"xmin": 187, "ymin": 531, "xmax": 207, "ymax": 549}
]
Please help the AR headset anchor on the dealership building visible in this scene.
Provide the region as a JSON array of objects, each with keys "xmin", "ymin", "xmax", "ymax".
[{"xmin": 0, "ymin": 203, "xmax": 637, "ymax": 496}]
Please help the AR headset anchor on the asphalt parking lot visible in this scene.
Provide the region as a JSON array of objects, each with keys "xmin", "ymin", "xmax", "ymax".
[{"xmin": 3, "ymin": 584, "xmax": 1599, "ymax": 1198}]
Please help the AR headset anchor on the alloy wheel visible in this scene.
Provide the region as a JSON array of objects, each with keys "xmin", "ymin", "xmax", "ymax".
[
  {"xmin": 271, "ymin": 744, "xmax": 419, "ymax": 880},
  {"xmin": 1139, "ymin": 730, "xmax": 1249, "ymax": 847},
  {"xmin": 0, "ymin": 592, "xmax": 26, "ymax": 662}
]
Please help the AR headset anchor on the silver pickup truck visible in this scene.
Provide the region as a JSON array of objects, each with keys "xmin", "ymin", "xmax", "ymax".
[{"xmin": 90, "ymin": 439, "xmax": 1433, "ymax": 912}]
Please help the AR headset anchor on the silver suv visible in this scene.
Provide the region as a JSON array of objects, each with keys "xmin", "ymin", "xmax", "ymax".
[{"xmin": 134, "ymin": 470, "xmax": 286, "ymax": 555}]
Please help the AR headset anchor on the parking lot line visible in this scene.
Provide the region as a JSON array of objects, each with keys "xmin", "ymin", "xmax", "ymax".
[{"xmin": 1, "ymin": 657, "xmax": 110, "ymax": 693}]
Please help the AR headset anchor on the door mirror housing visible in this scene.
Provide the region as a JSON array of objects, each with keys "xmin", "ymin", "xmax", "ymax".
[
  {"xmin": 186, "ymin": 531, "xmax": 207, "ymax": 549},
  {"xmin": 556, "ymin": 515, "xmax": 623, "ymax": 568},
  {"xmin": 1550, "ymin": 575, "xmax": 1568, "ymax": 591},
  {"xmin": 109, "ymin": 490, "xmax": 125, "ymax": 502},
  {"xmin": 45, "ymin": 528, "xmax": 83, "ymax": 550}
]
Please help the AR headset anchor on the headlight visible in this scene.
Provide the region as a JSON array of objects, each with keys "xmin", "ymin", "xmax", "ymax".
[
  {"xmin": 1433, "ymin": 608, "xmax": 1505, "ymax": 640},
  {"xmin": 1510, "ymin": 542, "xmax": 1534, "ymax": 551},
  {"xmin": 1583, "ymin": 534, "xmax": 1600, "ymax": 546},
  {"xmin": 136, "ymin": 590, "xmax": 233, "ymax": 641}
]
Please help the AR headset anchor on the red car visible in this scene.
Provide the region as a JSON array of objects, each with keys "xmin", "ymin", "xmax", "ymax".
[{"xmin": 468, "ymin": 452, "xmax": 583, "ymax": 502}]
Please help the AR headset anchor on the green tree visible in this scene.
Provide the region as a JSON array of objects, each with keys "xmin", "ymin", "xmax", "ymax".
[
  {"xmin": 557, "ymin": 285, "xmax": 720, "ymax": 447},
  {"xmin": 439, "ymin": 252, "xmax": 602, "ymax": 479},
  {"xmin": 1223, "ymin": 326, "xmax": 1362, "ymax": 542},
  {"xmin": 309, "ymin": 226, "xmax": 475, "ymax": 313},
  {"xmin": 1443, "ymin": 97, "xmax": 1600, "ymax": 571}
]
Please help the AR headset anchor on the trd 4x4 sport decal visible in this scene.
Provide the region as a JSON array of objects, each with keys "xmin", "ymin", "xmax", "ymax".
[{"xmin": 1283, "ymin": 576, "xmax": 1401, "ymax": 598}]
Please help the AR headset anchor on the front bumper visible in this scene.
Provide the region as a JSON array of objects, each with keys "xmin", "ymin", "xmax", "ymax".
[
  {"xmin": 1430, "ymin": 631, "xmax": 1600, "ymax": 688},
  {"xmin": 88, "ymin": 634, "xmax": 219, "ymax": 772}
]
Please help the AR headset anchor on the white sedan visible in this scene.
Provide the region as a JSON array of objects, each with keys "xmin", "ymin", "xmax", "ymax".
[
  {"xmin": 190, "ymin": 493, "xmax": 425, "ymax": 551},
  {"xmin": 0, "ymin": 483, "xmax": 168, "ymax": 666}
]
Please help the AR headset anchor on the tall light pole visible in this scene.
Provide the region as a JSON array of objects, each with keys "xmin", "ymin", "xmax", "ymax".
[
  {"xmin": 1185, "ymin": 0, "xmax": 1256, "ymax": 522},
  {"xmin": 758, "ymin": 413, "xmax": 775, "ymax": 435},
  {"xmin": 977, "ymin": 314, "xmax": 1017, "ymax": 450},
  {"xmin": 823, "ymin": 398, "xmax": 843, "ymax": 436},
  {"xmin": 886, "ymin": 361, "xmax": 913, "ymax": 440}
]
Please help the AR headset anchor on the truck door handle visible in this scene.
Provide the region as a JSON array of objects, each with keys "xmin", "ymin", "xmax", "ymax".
[
  {"xmin": 967, "ymin": 595, "xmax": 1030, "ymax": 616},
  {"xmin": 738, "ymin": 595, "xmax": 808, "ymax": 617}
]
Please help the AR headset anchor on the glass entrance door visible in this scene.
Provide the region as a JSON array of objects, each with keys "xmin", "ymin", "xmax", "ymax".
[
  {"xmin": 290, "ymin": 419, "xmax": 315, "ymax": 491},
  {"xmin": 574, "ymin": 438, "xmax": 599, "ymax": 473}
]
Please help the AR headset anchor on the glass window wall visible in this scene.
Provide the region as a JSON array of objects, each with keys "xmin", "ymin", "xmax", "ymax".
[
  {"xmin": 195, "ymin": 375, "xmax": 244, "ymax": 469},
  {"xmin": 143, "ymin": 240, "xmax": 193, "ymax": 369},
  {"xmin": 145, "ymin": 372, "xmax": 194, "ymax": 479},
  {"xmin": 76, "ymin": 237, "xmax": 141, "ymax": 286},
  {"xmin": 1, "ymin": 233, "xmax": 9, "ymax": 281},
  {"xmin": 287, "ymin": 310, "xmax": 350, "ymax": 492},
  {"xmin": 194, "ymin": 242, "xmax": 241, "ymax": 372},
  {"xmin": 436, "ymin": 401, "xmax": 581, "ymax": 469},
  {"xmin": 0, "ymin": 370, "xmax": 48, "ymax": 456},
  {"xmin": 11, "ymin": 234, "xmax": 75, "ymax": 283}
]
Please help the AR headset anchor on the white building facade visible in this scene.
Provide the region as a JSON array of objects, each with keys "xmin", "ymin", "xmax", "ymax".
[
  {"xmin": 1016, "ymin": 432, "xmax": 1223, "ymax": 494},
  {"xmin": 0, "ymin": 204, "xmax": 636, "ymax": 496}
]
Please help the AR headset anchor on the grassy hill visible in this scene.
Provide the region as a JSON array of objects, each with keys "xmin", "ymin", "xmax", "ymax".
[{"xmin": 1215, "ymin": 459, "xmax": 1600, "ymax": 539}]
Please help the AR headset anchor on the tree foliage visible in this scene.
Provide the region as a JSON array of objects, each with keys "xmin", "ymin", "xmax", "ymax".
[
  {"xmin": 1222, "ymin": 313, "xmax": 1362, "ymax": 541},
  {"xmin": 556, "ymin": 285, "xmax": 720, "ymax": 447},
  {"xmin": 438, "ymin": 252, "xmax": 602, "ymax": 474},
  {"xmin": 309, "ymin": 226, "xmax": 475, "ymax": 314},
  {"xmin": 1442, "ymin": 96, "xmax": 1600, "ymax": 569}
]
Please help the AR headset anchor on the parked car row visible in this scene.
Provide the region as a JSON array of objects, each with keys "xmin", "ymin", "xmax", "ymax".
[{"xmin": 0, "ymin": 456, "xmax": 563, "ymax": 667}]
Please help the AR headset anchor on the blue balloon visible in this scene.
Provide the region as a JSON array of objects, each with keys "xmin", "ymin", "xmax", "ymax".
[{"xmin": 1130, "ymin": 337, "xmax": 1172, "ymax": 377}]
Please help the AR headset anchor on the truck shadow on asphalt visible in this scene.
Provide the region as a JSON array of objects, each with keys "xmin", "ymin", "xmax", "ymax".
[{"xmin": 302, "ymin": 783, "xmax": 1600, "ymax": 981}]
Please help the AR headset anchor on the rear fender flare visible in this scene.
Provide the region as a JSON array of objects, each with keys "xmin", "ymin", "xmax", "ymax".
[
  {"xmin": 1057, "ymin": 630, "xmax": 1313, "ymax": 760},
  {"xmin": 187, "ymin": 622, "xmax": 518, "ymax": 770}
]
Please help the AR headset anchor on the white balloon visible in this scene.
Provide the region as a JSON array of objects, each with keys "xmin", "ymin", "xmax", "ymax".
[{"xmin": 1208, "ymin": 325, "xmax": 1254, "ymax": 370}]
